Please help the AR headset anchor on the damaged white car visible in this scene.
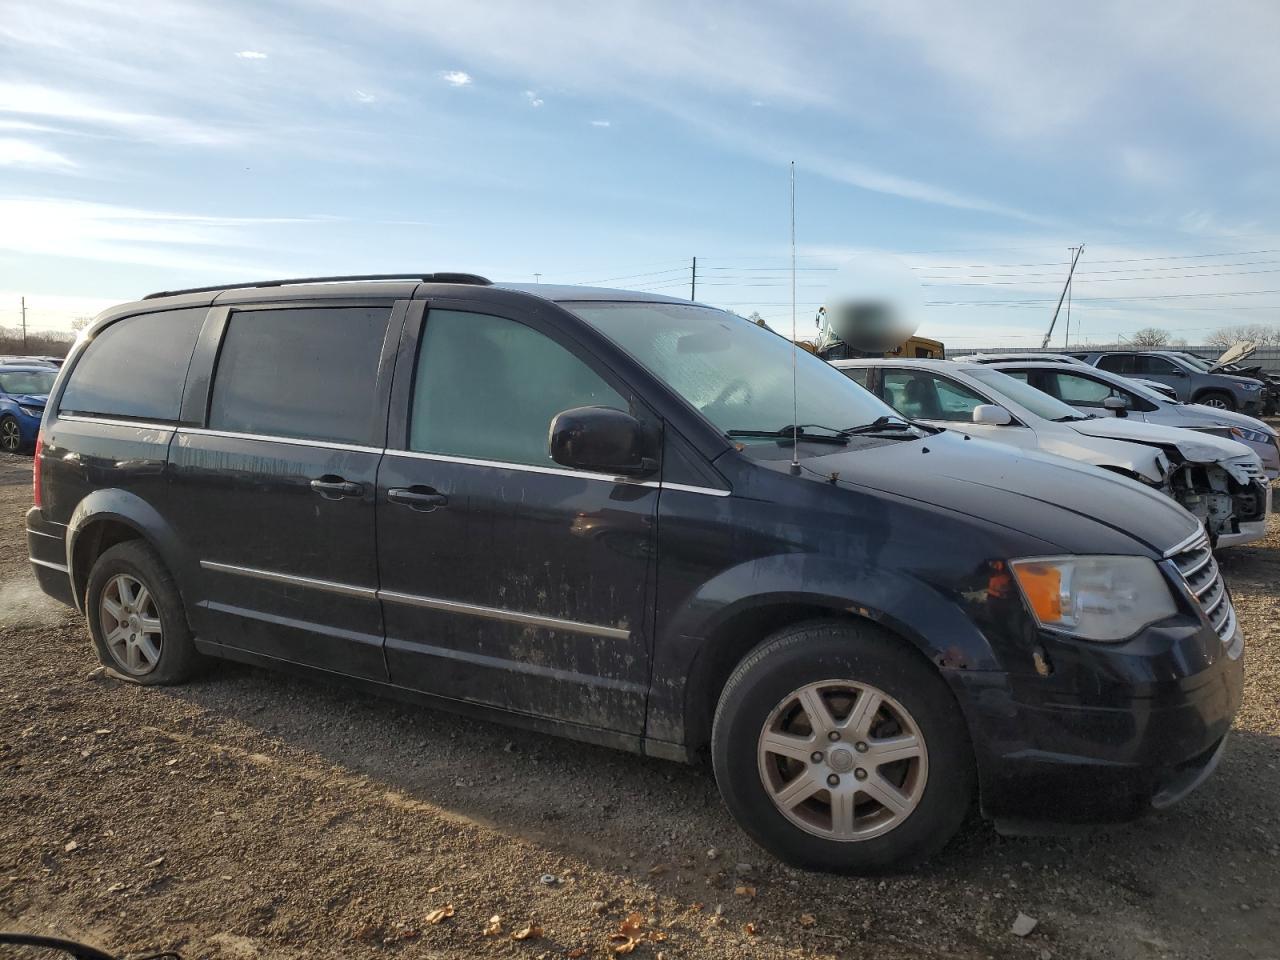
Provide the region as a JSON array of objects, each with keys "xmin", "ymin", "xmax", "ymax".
[{"xmin": 833, "ymin": 358, "xmax": 1270, "ymax": 549}]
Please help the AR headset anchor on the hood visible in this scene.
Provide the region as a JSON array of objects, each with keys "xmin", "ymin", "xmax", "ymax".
[
  {"xmin": 1166, "ymin": 403, "xmax": 1277, "ymax": 437},
  {"xmin": 1069, "ymin": 416, "xmax": 1256, "ymax": 462},
  {"xmin": 10, "ymin": 394, "xmax": 47, "ymax": 406},
  {"xmin": 1213, "ymin": 341, "xmax": 1257, "ymax": 370},
  {"xmin": 769, "ymin": 431, "xmax": 1198, "ymax": 555}
]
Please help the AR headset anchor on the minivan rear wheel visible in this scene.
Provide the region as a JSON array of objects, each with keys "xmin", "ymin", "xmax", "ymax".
[
  {"xmin": 86, "ymin": 541, "xmax": 202, "ymax": 684},
  {"xmin": 711, "ymin": 620, "xmax": 974, "ymax": 873}
]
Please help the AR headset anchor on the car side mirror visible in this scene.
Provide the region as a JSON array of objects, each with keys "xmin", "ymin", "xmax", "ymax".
[
  {"xmin": 1170, "ymin": 369, "xmax": 1188, "ymax": 377},
  {"xmin": 549, "ymin": 406, "xmax": 657, "ymax": 476},
  {"xmin": 972, "ymin": 404, "xmax": 1013, "ymax": 426},
  {"xmin": 1103, "ymin": 395, "xmax": 1129, "ymax": 417}
]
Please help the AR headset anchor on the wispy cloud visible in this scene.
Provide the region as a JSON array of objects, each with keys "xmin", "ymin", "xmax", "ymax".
[
  {"xmin": 353, "ymin": 89, "xmax": 378, "ymax": 104},
  {"xmin": 523, "ymin": 90, "xmax": 544, "ymax": 108},
  {"xmin": 590, "ymin": 119, "xmax": 611, "ymax": 128},
  {"xmin": 0, "ymin": 83, "xmax": 236, "ymax": 146},
  {"xmin": 440, "ymin": 70, "xmax": 472, "ymax": 87},
  {"xmin": 0, "ymin": 138, "xmax": 77, "ymax": 171},
  {"xmin": 234, "ymin": 50, "xmax": 268, "ymax": 60}
]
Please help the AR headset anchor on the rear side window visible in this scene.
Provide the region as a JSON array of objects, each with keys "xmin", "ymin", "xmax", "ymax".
[
  {"xmin": 409, "ymin": 309, "xmax": 626, "ymax": 466},
  {"xmin": 59, "ymin": 308, "xmax": 205, "ymax": 420},
  {"xmin": 209, "ymin": 306, "xmax": 390, "ymax": 445},
  {"xmin": 1096, "ymin": 354, "xmax": 1134, "ymax": 374},
  {"xmin": 1133, "ymin": 355, "xmax": 1178, "ymax": 375},
  {"xmin": 841, "ymin": 367, "xmax": 871, "ymax": 388}
]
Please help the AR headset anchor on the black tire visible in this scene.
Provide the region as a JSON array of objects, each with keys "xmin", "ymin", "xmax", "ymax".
[
  {"xmin": 85, "ymin": 540, "xmax": 203, "ymax": 685},
  {"xmin": 1195, "ymin": 390, "xmax": 1235, "ymax": 411},
  {"xmin": 0, "ymin": 415, "xmax": 23, "ymax": 453},
  {"xmin": 711, "ymin": 620, "xmax": 975, "ymax": 874}
]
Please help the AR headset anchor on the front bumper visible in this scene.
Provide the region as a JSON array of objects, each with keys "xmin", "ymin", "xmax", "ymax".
[{"xmin": 949, "ymin": 617, "xmax": 1244, "ymax": 825}]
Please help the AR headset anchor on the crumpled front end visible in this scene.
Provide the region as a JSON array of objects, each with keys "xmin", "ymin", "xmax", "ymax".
[{"xmin": 1165, "ymin": 454, "xmax": 1269, "ymax": 548}]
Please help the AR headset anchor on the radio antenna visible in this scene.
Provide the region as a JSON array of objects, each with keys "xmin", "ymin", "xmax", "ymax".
[{"xmin": 789, "ymin": 160, "xmax": 800, "ymax": 475}]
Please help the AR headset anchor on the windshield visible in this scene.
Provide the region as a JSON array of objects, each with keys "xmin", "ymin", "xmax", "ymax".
[
  {"xmin": 1175, "ymin": 353, "xmax": 1213, "ymax": 371},
  {"xmin": 565, "ymin": 301, "xmax": 899, "ymax": 439},
  {"xmin": 0, "ymin": 370, "xmax": 55, "ymax": 396},
  {"xmin": 966, "ymin": 367, "xmax": 1085, "ymax": 421}
]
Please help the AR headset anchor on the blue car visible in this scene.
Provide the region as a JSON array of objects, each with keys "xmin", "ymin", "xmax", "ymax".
[{"xmin": 0, "ymin": 364, "xmax": 56, "ymax": 454}]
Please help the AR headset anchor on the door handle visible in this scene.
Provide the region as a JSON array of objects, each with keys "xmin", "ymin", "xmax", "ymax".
[
  {"xmin": 388, "ymin": 486, "xmax": 448, "ymax": 512},
  {"xmin": 310, "ymin": 476, "xmax": 365, "ymax": 500}
]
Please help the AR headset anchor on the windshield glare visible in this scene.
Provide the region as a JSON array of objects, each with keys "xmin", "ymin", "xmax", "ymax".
[
  {"xmin": 0, "ymin": 370, "xmax": 55, "ymax": 395},
  {"xmin": 966, "ymin": 367, "xmax": 1084, "ymax": 421},
  {"xmin": 565, "ymin": 301, "xmax": 898, "ymax": 439}
]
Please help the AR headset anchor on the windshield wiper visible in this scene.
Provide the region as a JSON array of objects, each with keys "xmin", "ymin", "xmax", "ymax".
[
  {"xmin": 1051, "ymin": 414, "xmax": 1091, "ymax": 422},
  {"xmin": 728, "ymin": 424, "xmax": 850, "ymax": 445},
  {"xmin": 841, "ymin": 416, "xmax": 915, "ymax": 435}
]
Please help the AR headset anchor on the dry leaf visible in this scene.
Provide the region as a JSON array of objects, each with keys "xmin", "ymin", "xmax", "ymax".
[
  {"xmin": 511, "ymin": 923, "xmax": 543, "ymax": 941},
  {"xmin": 425, "ymin": 904, "xmax": 454, "ymax": 925},
  {"xmin": 63, "ymin": 841, "xmax": 78, "ymax": 852},
  {"xmin": 609, "ymin": 934, "xmax": 638, "ymax": 954},
  {"xmin": 483, "ymin": 915, "xmax": 502, "ymax": 937},
  {"xmin": 567, "ymin": 949, "xmax": 588, "ymax": 958},
  {"xmin": 799, "ymin": 913, "xmax": 817, "ymax": 928},
  {"xmin": 618, "ymin": 912, "xmax": 646, "ymax": 936},
  {"xmin": 647, "ymin": 863, "xmax": 670, "ymax": 876},
  {"xmin": 734, "ymin": 885, "xmax": 756, "ymax": 899},
  {"xmin": 745, "ymin": 921, "xmax": 760, "ymax": 936}
]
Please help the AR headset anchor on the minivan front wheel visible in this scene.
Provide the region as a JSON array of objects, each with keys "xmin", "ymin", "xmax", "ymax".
[
  {"xmin": 711, "ymin": 620, "xmax": 974, "ymax": 873},
  {"xmin": 86, "ymin": 541, "xmax": 202, "ymax": 684}
]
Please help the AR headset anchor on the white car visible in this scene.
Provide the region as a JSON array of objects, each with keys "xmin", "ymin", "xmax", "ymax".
[
  {"xmin": 951, "ymin": 352, "xmax": 1178, "ymax": 401},
  {"xmin": 835, "ymin": 358, "xmax": 1269, "ymax": 548},
  {"xmin": 986, "ymin": 359, "xmax": 1280, "ymax": 479}
]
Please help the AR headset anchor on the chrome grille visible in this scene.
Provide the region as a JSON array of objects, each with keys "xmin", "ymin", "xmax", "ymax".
[{"xmin": 1166, "ymin": 532, "xmax": 1236, "ymax": 643}]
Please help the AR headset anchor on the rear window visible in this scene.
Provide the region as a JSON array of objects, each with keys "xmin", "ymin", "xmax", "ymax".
[
  {"xmin": 59, "ymin": 308, "xmax": 205, "ymax": 421},
  {"xmin": 0, "ymin": 369, "xmax": 56, "ymax": 396},
  {"xmin": 208, "ymin": 306, "xmax": 390, "ymax": 445}
]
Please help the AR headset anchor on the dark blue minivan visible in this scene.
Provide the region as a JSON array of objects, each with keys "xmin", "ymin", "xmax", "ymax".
[{"xmin": 26, "ymin": 275, "xmax": 1243, "ymax": 873}]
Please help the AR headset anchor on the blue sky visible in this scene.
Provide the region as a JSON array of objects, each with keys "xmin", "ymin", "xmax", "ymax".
[{"xmin": 2, "ymin": 0, "xmax": 1279, "ymax": 348}]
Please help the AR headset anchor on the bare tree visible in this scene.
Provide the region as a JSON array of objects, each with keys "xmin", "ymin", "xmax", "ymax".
[
  {"xmin": 1128, "ymin": 327, "xmax": 1172, "ymax": 348},
  {"xmin": 746, "ymin": 311, "xmax": 767, "ymax": 327},
  {"xmin": 1205, "ymin": 323, "xmax": 1280, "ymax": 348},
  {"xmin": 70, "ymin": 316, "xmax": 92, "ymax": 333}
]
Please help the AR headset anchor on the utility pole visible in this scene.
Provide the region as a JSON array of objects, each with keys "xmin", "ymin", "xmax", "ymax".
[
  {"xmin": 1042, "ymin": 243, "xmax": 1084, "ymax": 349},
  {"xmin": 534, "ymin": 273, "xmax": 542, "ymax": 284},
  {"xmin": 690, "ymin": 256, "xmax": 697, "ymax": 301},
  {"xmin": 1064, "ymin": 246, "xmax": 1076, "ymax": 349},
  {"xmin": 21, "ymin": 296, "xmax": 27, "ymax": 351}
]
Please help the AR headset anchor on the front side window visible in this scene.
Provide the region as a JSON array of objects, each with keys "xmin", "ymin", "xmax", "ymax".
[
  {"xmin": 1051, "ymin": 371, "xmax": 1117, "ymax": 406},
  {"xmin": 1134, "ymin": 355, "xmax": 1178, "ymax": 375},
  {"xmin": 208, "ymin": 306, "xmax": 390, "ymax": 445},
  {"xmin": 0, "ymin": 369, "xmax": 56, "ymax": 396},
  {"xmin": 409, "ymin": 309, "xmax": 627, "ymax": 467},
  {"xmin": 881, "ymin": 370, "xmax": 985, "ymax": 422},
  {"xmin": 967, "ymin": 367, "xmax": 1083, "ymax": 421},
  {"xmin": 565, "ymin": 301, "xmax": 895, "ymax": 437},
  {"xmin": 59, "ymin": 308, "xmax": 205, "ymax": 420}
]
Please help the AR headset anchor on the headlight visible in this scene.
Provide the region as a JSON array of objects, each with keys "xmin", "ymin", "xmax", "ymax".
[
  {"xmin": 1010, "ymin": 555, "xmax": 1176, "ymax": 642},
  {"xmin": 18, "ymin": 405, "xmax": 43, "ymax": 419},
  {"xmin": 1230, "ymin": 426, "xmax": 1271, "ymax": 445},
  {"xmin": 1240, "ymin": 383, "xmax": 1262, "ymax": 392}
]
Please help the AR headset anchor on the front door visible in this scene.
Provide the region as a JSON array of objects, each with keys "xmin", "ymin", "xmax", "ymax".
[
  {"xmin": 169, "ymin": 301, "xmax": 400, "ymax": 680},
  {"xmin": 878, "ymin": 367, "xmax": 1038, "ymax": 449},
  {"xmin": 377, "ymin": 302, "xmax": 658, "ymax": 734}
]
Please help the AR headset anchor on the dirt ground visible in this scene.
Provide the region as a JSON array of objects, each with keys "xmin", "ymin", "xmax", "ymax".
[{"xmin": 0, "ymin": 449, "xmax": 1277, "ymax": 960}]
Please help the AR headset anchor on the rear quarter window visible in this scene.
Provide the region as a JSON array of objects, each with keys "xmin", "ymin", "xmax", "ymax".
[{"xmin": 59, "ymin": 308, "xmax": 206, "ymax": 421}]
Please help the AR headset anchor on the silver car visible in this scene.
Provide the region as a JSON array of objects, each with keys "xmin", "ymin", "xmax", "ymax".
[{"xmin": 988, "ymin": 359, "xmax": 1280, "ymax": 478}]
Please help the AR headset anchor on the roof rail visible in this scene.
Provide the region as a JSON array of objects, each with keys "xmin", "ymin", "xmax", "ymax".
[{"xmin": 143, "ymin": 273, "xmax": 492, "ymax": 300}]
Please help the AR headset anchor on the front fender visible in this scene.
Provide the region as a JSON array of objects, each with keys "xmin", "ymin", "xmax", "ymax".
[
  {"xmin": 647, "ymin": 552, "xmax": 1008, "ymax": 748},
  {"xmin": 66, "ymin": 488, "xmax": 197, "ymax": 612}
]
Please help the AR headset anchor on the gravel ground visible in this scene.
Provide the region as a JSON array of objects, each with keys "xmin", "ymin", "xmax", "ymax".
[{"xmin": 0, "ymin": 448, "xmax": 1277, "ymax": 960}]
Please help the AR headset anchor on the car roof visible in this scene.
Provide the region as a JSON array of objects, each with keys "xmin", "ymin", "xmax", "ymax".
[{"xmin": 832, "ymin": 357, "xmax": 984, "ymax": 373}]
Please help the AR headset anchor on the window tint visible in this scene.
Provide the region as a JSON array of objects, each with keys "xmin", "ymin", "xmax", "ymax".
[
  {"xmin": 60, "ymin": 308, "xmax": 204, "ymax": 420},
  {"xmin": 841, "ymin": 367, "xmax": 871, "ymax": 388},
  {"xmin": 881, "ymin": 370, "xmax": 985, "ymax": 422},
  {"xmin": 1052, "ymin": 372, "xmax": 1115, "ymax": 405},
  {"xmin": 1096, "ymin": 354, "xmax": 1134, "ymax": 374},
  {"xmin": 1134, "ymin": 355, "xmax": 1177, "ymax": 375},
  {"xmin": 209, "ymin": 306, "xmax": 389, "ymax": 444},
  {"xmin": 409, "ymin": 309, "xmax": 626, "ymax": 466}
]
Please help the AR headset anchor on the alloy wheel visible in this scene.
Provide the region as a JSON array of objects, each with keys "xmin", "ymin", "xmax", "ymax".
[
  {"xmin": 0, "ymin": 419, "xmax": 19, "ymax": 452},
  {"xmin": 1203, "ymin": 397, "xmax": 1229, "ymax": 408},
  {"xmin": 757, "ymin": 679, "xmax": 928, "ymax": 841},
  {"xmin": 99, "ymin": 573, "xmax": 163, "ymax": 675}
]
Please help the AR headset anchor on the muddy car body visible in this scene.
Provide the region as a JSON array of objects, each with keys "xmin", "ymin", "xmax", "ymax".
[
  {"xmin": 834, "ymin": 358, "xmax": 1268, "ymax": 549},
  {"xmin": 27, "ymin": 278, "xmax": 1243, "ymax": 873}
]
